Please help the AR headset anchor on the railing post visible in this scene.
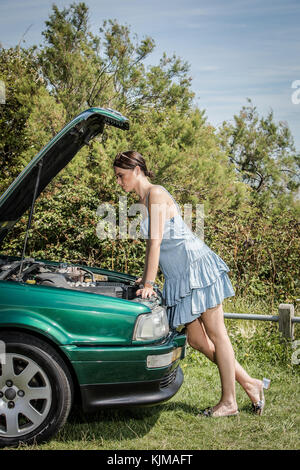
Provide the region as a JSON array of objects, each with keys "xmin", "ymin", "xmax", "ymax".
[{"xmin": 278, "ymin": 304, "xmax": 294, "ymax": 340}]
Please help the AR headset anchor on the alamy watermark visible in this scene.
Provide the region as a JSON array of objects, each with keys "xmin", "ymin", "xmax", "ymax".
[
  {"xmin": 0, "ymin": 340, "xmax": 6, "ymax": 365},
  {"xmin": 95, "ymin": 196, "xmax": 204, "ymax": 240},
  {"xmin": 291, "ymin": 340, "xmax": 300, "ymax": 365},
  {"xmin": 291, "ymin": 80, "xmax": 300, "ymax": 104},
  {"xmin": 0, "ymin": 80, "xmax": 5, "ymax": 104}
]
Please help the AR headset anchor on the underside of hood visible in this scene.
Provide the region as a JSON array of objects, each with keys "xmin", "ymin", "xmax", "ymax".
[{"xmin": 0, "ymin": 107, "xmax": 129, "ymax": 245}]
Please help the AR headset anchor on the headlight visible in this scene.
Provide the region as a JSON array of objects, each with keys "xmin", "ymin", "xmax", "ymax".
[{"xmin": 133, "ymin": 306, "xmax": 169, "ymax": 341}]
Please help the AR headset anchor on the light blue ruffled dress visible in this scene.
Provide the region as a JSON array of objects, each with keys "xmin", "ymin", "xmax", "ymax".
[{"xmin": 140, "ymin": 185, "xmax": 235, "ymax": 329}]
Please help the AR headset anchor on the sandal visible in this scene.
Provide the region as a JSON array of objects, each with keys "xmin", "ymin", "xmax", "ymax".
[{"xmin": 252, "ymin": 378, "xmax": 271, "ymax": 416}]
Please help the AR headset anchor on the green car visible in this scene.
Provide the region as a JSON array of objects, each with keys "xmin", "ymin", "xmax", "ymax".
[{"xmin": 0, "ymin": 108, "xmax": 186, "ymax": 447}]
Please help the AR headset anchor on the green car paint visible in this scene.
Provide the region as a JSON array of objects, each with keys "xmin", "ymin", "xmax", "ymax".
[{"xmin": 0, "ymin": 279, "xmax": 147, "ymax": 346}]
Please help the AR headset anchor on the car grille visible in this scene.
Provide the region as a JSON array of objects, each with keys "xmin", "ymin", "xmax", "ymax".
[{"xmin": 159, "ymin": 367, "xmax": 178, "ymax": 389}]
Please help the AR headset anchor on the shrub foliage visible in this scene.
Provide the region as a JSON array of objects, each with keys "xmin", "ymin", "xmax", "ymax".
[{"xmin": 0, "ymin": 2, "xmax": 299, "ymax": 308}]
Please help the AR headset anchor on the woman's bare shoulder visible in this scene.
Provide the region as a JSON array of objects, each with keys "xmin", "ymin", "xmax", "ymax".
[
  {"xmin": 148, "ymin": 185, "xmax": 174, "ymax": 207},
  {"xmin": 148, "ymin": 185, "xmax": 168, "ymax": 199}
]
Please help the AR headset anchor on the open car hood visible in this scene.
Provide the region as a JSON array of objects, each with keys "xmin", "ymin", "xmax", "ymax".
[{"xmin": 0, "ymin": 107, "xmax": 129, "ymax": 245}]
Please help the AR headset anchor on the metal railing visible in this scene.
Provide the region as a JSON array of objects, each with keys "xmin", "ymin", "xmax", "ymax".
[{"xmin": 224, "ymin": 304, "xmax": 299, "ymax": 340}]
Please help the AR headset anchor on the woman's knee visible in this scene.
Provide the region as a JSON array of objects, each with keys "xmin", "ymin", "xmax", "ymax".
[
  {"xmin": 186, "ymin": 317, "xmax": 216, "ymax": 358},
  {"xmin": 187, "ymin": 336, "xmax": 203, "ymax": 352},
  {"xmin": 201, "ymin": 303, "xmax": 229, "ymax": 344},
  {"xmin": 207, "ymin": 329, "xmax": 230, "ymax": 348},
  {"xmin": 187, "ymin": 333, "xmax": 215, "ymax": 360}
]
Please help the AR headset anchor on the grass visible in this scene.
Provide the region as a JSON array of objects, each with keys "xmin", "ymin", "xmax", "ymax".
[{"xmin": 4, "ymin": 297, "xmax": 300, "ymax": 450}]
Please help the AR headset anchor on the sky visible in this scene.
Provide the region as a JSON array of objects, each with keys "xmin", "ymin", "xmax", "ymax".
[{"xmin": 1, "ymin": 0, "xmax": 299, "ymax": 150}]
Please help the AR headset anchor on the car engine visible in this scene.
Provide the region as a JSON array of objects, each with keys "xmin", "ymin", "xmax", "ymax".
[{"xmin": 0, "ymin": 257, "xmax": 162, "ymax": 306}]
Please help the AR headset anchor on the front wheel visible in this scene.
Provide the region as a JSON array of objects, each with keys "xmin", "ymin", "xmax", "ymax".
[{"xmin": 0, "ymin": 332, "xmax": 73, "ymax": 448}]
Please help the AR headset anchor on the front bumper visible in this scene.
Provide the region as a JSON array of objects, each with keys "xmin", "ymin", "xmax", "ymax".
[
  {"xmin": 61, "ymin": 331, "xmax": 186, "ymax": 412},
  {"xmin": 80, "ymin": 366, "xmax": 184, "ymax": 412}
]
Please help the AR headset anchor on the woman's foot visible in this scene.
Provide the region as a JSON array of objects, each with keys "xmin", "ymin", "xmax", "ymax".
[
  {"xmin": 199, "ymin": 401, "xmax": 238, "ymax": 417},
  {"xmin": 244, "ymin": 378, "xmax": 264, "ymax": 404},
  {"xmin": 244, "ymin": 378, "xmax": 271, "ymax": 415}
]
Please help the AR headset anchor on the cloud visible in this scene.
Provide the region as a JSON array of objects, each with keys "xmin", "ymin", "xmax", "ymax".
[{"xmin": 195, "ymin": 65, "xmax": 221, "ymax": 72}]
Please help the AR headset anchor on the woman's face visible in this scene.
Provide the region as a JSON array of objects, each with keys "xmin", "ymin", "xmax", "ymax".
[{"xmin": 114, "ymin": 166, "xmax": 138, "ymax": 192}]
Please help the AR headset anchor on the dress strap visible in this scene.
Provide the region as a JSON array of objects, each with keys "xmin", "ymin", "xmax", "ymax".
[{"xmin": 156, "ymin": 185, "xmax": 181, "ymax": 213}]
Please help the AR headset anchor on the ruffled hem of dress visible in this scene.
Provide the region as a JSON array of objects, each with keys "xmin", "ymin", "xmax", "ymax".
[
  {"xmin": 162, "ymin": 249, "xmax": 231, "ymax": 308},
  {"xmin": 166, "ymin": 271, "xmax": 235, "ymax": 329}
]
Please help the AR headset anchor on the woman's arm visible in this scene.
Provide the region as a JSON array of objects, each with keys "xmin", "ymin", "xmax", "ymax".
[
  {"xmin": 142, "ymin": 238, "xmax": 161, "ymax": 286},
  {"xmin": 141, "ymin": 239, "xmax": 150, "ymax": 283},
  {"xmin": 136, "ymin": 187, "xmax": 167, "ymax": 298}
]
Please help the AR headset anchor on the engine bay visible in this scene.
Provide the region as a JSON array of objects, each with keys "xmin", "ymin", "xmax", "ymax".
[{"xmin": 0, "ymin": 257, "xmax": 162, "ymax": 306}]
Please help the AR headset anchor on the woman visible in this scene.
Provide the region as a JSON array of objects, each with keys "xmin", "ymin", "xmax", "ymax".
[{"xmin": 113, "ymin": 150, "xmax": 270, "ymax": 417}]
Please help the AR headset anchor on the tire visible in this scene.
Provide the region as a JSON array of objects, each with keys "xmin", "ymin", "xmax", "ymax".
[{"xmin": 0, "ymin": 332, "xmax": 73, "ymax": 448}]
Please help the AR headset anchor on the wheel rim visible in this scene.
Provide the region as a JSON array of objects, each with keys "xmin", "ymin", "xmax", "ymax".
[{"xmin": 0, "ymin": 353, "xmax": 52, "ymax": 438}]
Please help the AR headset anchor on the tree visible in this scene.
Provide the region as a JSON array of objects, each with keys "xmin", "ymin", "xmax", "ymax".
[
  {"xmin": 39, "ymin": 2, "xmax": 103, "ymax": 118},
  {"xmin": 219, "ymin": 98, "xmax": 300, "ymax": 209},
  {"xmin": 0, "ymin": 47, "xmax": 42, "ymax": 190},
  {"xmin": 1, "ymin": 2, "xmax": 299, "ymax": 304},
  {"xmin": 38, "ymin": 3, "xmax": 194, "ymax": 119}
]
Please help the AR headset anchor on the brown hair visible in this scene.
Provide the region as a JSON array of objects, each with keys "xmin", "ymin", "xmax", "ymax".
[{"xmin": 113, "ymin": 151, "xmax": 154, "ymax": 179}]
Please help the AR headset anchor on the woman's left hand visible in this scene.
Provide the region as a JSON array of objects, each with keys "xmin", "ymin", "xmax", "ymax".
[{"xmin": 136, "ymin": 285, "xmax": 157, "ymax": 299}]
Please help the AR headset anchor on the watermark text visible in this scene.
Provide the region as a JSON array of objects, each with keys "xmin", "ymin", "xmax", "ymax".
[
  {"xmin": 96, "ymin": 197, "xmax": 204, "ymax": 241},
  {"xmin": 291, "ymin": 80, "xmax": 300, "ymax": 104},
  {"xmin": 0, "ymin": 80, "xmax": 5, "ymax": 104},
  {"xmin": 0, "ymin": 340, "xmax": 6, "ymax": 364},
  {"xmin": 291, "ymin": 340, "xmax": 300, "ymax": 365}
]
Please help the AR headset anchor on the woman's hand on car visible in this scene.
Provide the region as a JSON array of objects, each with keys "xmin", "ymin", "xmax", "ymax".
[
  {"xmin": 136, "ymin": 285, "xmax": 157, "ymax": 299},
  {"xmin": 135, "ymin": 278, "xmax": 157, "ymax": 299}
]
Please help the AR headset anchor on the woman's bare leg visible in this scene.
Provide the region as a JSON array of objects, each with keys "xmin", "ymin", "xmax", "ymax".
[
  {"xmin": 197, "ymin": 303, "xmax": 237, "ymax": 415},
  {"xmin": 186, "ymin": 306, "xmax": 264, "ymax": 408}
]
